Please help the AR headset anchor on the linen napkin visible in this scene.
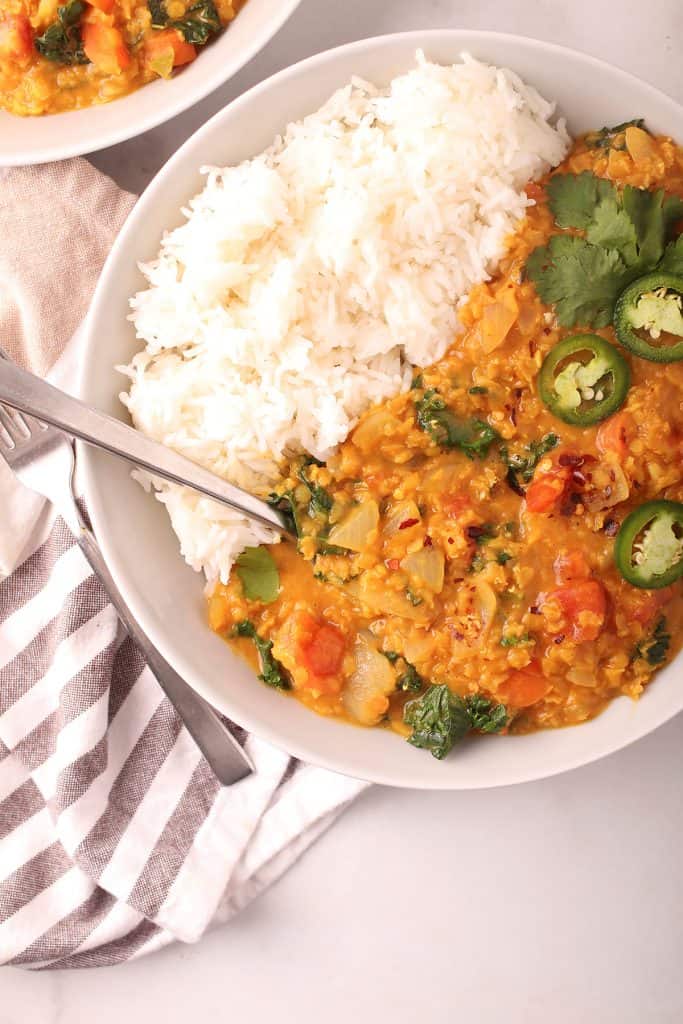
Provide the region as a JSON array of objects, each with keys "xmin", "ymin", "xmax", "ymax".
[{"xmin": 0, "ymin": 160, "xmax": 367, "ymax": 969}]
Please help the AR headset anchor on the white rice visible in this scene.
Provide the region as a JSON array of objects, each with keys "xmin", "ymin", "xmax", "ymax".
[{"xmin": 121, "ymin": 52, "xmax": 570, "ymax": 585}]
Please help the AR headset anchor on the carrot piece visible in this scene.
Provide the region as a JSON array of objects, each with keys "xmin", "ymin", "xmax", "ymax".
[
  {"xmin": 86, "ymin": 0, "xmax": 116, "ymax": 12},
  {"xmin": 144, "ymin": 28, "xmax": 196, "ymax": 75},
  {"xmin": 525, "ymin": 464, "xmax": 572, "ymax": 514},
  {"xmin": 544, "ymin": 580, "xmax": 607, "ymax": 643},
  {"xmin": 596, "ymin": 411, "xmax": 631, "ymax": 460},
  {"xmin": 0, "ymin": 14, "xmax": 33, "ymax": 61},
  {"xmin": 554, "ymin": 549, "xmax": 591, "ymax": 585},
  {"xmin": 82, "ymin": 20, "xmax": 130, "ymax": 73},
  {"xmin": 499, "ymin": 667, "xmax": 549, "ymax": 708}
]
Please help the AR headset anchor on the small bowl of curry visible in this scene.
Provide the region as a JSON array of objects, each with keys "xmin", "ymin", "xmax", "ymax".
[{"xmin": 0, "ymin": 0, "xmax": 302, "ymax": 164}]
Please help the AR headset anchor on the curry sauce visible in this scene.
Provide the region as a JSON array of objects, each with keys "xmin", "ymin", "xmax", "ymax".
[{"xmin": 209, "ymin": 126, "xmax": 683, "ymax": 754}]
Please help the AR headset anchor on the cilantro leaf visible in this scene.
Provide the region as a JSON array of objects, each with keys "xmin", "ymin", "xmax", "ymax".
[
  {"xmin": 546, "ymin": 172, "xmax": 615, "ymax": 229},
  {"xmin": 586, "ymin": 196, "xmax": 638, "ymax": 263},
  {"xmin": 622, "ymin": 186, "xmax": 683, "ymax": 269},
  {"xmin": 526, "ymin": 235, "xmax": 628, "ymax": 328},
  {"xmin": 235, "ymin": 547, "xmax": 279, "ymax": 603},
  {"xmin": 659, "ymin": 236, "xmax": 683, "ymax": 276}
]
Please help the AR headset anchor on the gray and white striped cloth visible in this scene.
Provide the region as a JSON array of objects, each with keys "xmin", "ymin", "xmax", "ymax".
[
  {"xmin": 0, "ymin": 451, "xmax": 367, "ymax": 969},
  {"xmin": 0, "ymin": 161, "xmax": 367, "ymax": 970}
]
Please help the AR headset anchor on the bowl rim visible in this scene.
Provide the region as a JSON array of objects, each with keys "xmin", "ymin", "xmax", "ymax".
[
  {"xmin": 80, "ymin": 28, "xmax": 683, "ymax": 789},
  {"xmin": 0, "ymin": 0, "xmax": 302, "ymax": 167}
]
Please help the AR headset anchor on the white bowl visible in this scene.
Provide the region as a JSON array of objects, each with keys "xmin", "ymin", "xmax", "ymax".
[
  {"xmin": 81, "ymin": 30, "xmax": 683, "ymax": 789},
  {"xmin": 0, "ymin": 0, "xmax": 301, "ymax": 166}
]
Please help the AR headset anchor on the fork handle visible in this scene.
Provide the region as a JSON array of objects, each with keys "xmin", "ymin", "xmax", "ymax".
[
  {"xmin": 0, "ymin": 360, "xmax": 292, "ymax": 537},
  {"xmin": 76, "ymin": 522, "xmax": 253, "ymax": 786}
]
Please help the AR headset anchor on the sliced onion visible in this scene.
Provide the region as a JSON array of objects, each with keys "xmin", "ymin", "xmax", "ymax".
[
  {"xmin": 353, "ymin": 409, "xmax": 402, "ymax": 453},
  {"xmin": 383, "ymin": 500, "xmax": 421, "ymax": 537},
  {"xmin": 343, "ymin": 630, "xmax": 396, "ymax": 726},
  {"xmin": 474, "ymin": 579, "xmax": 498, "ymax": 634},
  {"xmin": 345, "ymin": 579, "xmax": 431, "ymax": 623},
  {"xmin": 480, "ymin": 300, "xmax": 517, "ymax": 353},
  {"xmin": 327, "ymin": 500, "xmax": 379, "ymax": 552},
  {"xmin": 400, "ymin": 548, "xmax": 445, "ymax": 593}
]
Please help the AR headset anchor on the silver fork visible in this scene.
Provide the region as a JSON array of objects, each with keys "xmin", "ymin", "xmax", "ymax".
[{"xmin": 0, "ymin": 370, "xmax": 253, "ymax": 786}]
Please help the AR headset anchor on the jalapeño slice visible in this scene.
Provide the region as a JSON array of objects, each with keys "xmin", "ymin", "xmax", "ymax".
[
  {"xmin": 538, "ymin": 334, "xmax": 630, "ymax": 426},
  {"xmin": 614, "ymin": 272, "xmax": 683, "ymax": 362},
  {"xmin": 615, "ymin": 500, "xmax": 683, "ymax": 589}
]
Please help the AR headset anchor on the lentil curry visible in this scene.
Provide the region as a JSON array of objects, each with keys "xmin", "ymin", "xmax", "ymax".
[
  {"xmin": 209, "ymin": 121, "xmax": 683, "ymax": 760},
  {"xmin": 0, "ymin": 0, "xmax": 244, "ymax": 116}
]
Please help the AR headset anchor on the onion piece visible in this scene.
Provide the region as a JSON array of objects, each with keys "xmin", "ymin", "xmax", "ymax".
[
  {"xmin": 400, "ymin": 548, "xmax": 445, "ymax": 593},
  {"xmin": 327, "ymin": 499, "xmax": 379, "ymax": 552},
  {"xmin": 343, "ymin": 630, "xmax": 396, "ymax": 725}
]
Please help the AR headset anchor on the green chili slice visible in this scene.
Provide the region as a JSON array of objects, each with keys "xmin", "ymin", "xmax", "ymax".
[
  {"xmin": 615, "ymin": 500, "xmax": 683, "ymax": 589},
  {"xmin": 614, "ymin": 272, "xmax": 683, "ymax": 362},
  {"xmin": 538, "ymin": 333, "xmax": 630, "ymax": 426}
]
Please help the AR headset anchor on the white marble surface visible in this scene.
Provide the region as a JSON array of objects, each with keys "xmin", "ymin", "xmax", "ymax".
[{"xmin": 5, "ymin": 1, "xmax": 683, "ymax": 1019}]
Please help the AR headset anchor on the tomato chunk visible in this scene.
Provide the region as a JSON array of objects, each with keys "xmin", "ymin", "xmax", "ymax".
[
  {"xmin": 544, "ymin": 580, "xmax": 607, "ymax": 643},
  {"xmin": 630, "ymin": 584, "xmax": 677, "ymax": 625},
  {"xmin": 525, "ymin": 464, "xmax": 572, "ymax": 514},
  {"xmin": 554, "ymin": 549, "xmax": 591, "ymax": 585},
  {"xmin": 597, "ymin": 411, "xmax": 631, "ymax": 461},
  {"xmin": 144, "ymin": 28, "xmax": 196, "ymax": 74},
  {"xmin": 86, "ymin": 0, "xmax": 116, "ymax": 11},
  {"xmin": 301, "ymin": 622, "xmax": 346, "ymax": 677},
  {"xmin": 82, "ymin": 20, "xmax": 130, "ymax": 73},
  {"xmin": 499, "ymin": 667, "xmax": 549, "ymax": 708},
  {"xmin": 0, "ymin": 14, "xmax": 33, "ymax": 62}
]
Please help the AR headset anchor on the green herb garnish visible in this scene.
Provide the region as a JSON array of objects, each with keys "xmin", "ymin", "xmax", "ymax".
[
  {"xmin": 500, "ymin": 433, "xmax": 559, "ymax": 493},
  {"xmin": 416, "ymin": 389, "xmax": 500, "ymax": 458},
  {"xmin": 496, "ymin": 551, "xmax": 512, "ymax": 565},
  {"xmin": 35, "ymin": 1, "xmax": 89, "ymax": 65},
  {"xmin": 585, "ymin": 119, "xmax": 645, "ymax": 151},
  {"xmin": 404, "ymin": 685, "xmax": 507, "ymax": 759},
  {"xmin": 233, "ymin": 620, "xmax": 290, "ymax": 689},
  {"xmin": 526, "ymin": 171, "xmax": 683, "ymax": 328},
  {"xmin": 635, "ymin": 616, "xmax": 671, "ymax": 666},
  {"xmin": 234, "ymin": 547, "xmax": 280, "ymax": 603},
  {"xmin": 148, "ymin": 0, "xmax": 221, "ymax": 43},
  {"xmin": 500, "ymin": 633, "xmax": 532, "ymax": 648},
  {"xmin": 297, "ymin": 460, "xmax": 332, "ymax": 520}
]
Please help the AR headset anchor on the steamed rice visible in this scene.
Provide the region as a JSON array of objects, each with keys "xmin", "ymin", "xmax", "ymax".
[{"xmin": 121, "ymin": 52, "xmax": 570, "ymax": 584}]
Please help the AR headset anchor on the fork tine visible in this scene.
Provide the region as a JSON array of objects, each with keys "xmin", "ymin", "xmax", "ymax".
[{"xmin": 0, "ymin": 404, "xmax": 28, "ymax": 445}]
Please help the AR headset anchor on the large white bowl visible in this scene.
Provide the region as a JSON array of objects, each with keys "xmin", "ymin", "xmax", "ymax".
[
  {"xmin": 81, "ymin": 30, "xmax": 683, "ymax": 789},
  {"xmin": 0, "ymin": 0, "xmax": 301, "ymax": 166}
]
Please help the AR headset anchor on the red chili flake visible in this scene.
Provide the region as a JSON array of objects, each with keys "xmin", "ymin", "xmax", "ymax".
[
  {"xmin": 386, "ymin": 558, "xmax": 400, "ymax": 570},
  {"xmin": 399, "ymin": 518, "xmax": 419, "ymax": 530},
  {"xmin": 424, "ymin": 535, "xmax": 433, "ymax": 547},
  {"xmin": 466, "ymin": 524, "xmax": 488, "ymax": 541},
  {"xmin": 571, "ymin": 470, "xmax": 586, "ymax": 485},
  {"xmin": 553, "ymin": 633, "xmax": 566, "ymax": 645},
  {"xmin": 447, "ymin": 537, "xmax": 454, "ymax": 545},
  {"xmin": 604, "ymin": 518, "xmax": 619, "ymax": 537},
  {"xmin": 529, "ymin": 605, "xmax": 540, "ymax": 615},
  {"xmin": 558, "ymin": 453, "xmax": 584, "ymax": 468}
]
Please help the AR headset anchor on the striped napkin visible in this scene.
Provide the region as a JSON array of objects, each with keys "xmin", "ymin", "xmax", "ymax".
[{"xmin": 0, "ymin": 160, "xmax": 367, "ymax": 969}]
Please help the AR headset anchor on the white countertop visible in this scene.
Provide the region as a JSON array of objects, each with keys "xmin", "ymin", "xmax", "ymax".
[{"xmin": 5, "ymin": 0, "xmax": 683, "ymax": 1019}]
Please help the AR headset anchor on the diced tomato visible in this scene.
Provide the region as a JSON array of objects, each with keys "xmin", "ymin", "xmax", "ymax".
[
  {"xmin": 525, "ymin": 464, "xmax": 572, "ymax": 514},
  {"xmin": 386, "ymin": 558, "xmax": 401, "ymax": 571},
  {"xmin": 554, "ymin": 549, "xmax": 591, "ymax": 585},
  {"xmin": 631, "ymin": 585, "xmax": 677, "ymax": 625},
  {"xmin": 544, "ymin": 580, "xmax": 607, "ymax": 643},
  {"xmin": 0, "ymin": 14, "xmax": 33, "ymax": 62},
  {"xmin": 597, "ymin": 411, "xmax": 631, "ymax": 461},
  {"xmin": 525, "ymin": 182, "xmax": 546, "ymax": 204},
  {"xmin": 301, "ymin": 622, "xmax": 346, "ymax": 677},
  {"xmin": 86, "ymin": 0, "xmax": 116, "ymax": 11},
  {"xmin": 82, "ymin": 20, "xmax": 130, "ymax": 73},
  {"xmin": 442, "ymin": 494, "xmax": 471, "ymax": 519},
  {"xmin": 499, "ymin": 666, "xmax": 549, "ymax": 708},
  {"xmin": 144, "ymin": 27, "xmax": 196, "ymax": 73}
]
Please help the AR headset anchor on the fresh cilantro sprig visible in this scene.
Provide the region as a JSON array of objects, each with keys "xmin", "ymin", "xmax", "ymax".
[{"xmin": 526, "ymin": 164, "xmax": 683, "ymax": 329}]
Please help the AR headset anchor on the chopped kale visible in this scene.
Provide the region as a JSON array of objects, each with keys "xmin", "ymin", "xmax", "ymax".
[
  {"xmin": 35, "ymin": 1, "xmax": 89, "ymax": 65},
  {"xmin": 415, "ymin": 389, "xmax": 500, "ymax": 459},
  {"xmin": 500, "ymin": 433, "xmax": 559, "ymax": 493},
  {"xmin": 404, "ymin": 685, "xmax": 507, "ymax": 759},
  {"xmin": 233, "ymin": 620, "xmax": 290, "ymax": 690}
]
